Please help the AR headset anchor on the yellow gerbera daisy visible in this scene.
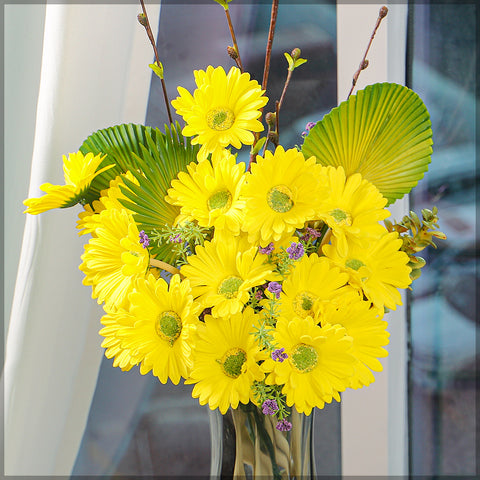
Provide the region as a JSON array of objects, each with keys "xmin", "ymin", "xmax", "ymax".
[
  {"xmin": 172, "ymin": 66, "xmax": 268, "ymax": 162},
  {"xmin": 79, "ymin": 208, "xmax": 150, "ymax": 311},
  {"xmin": 99, "ymin": 306, "xmax": 143, "ymax": 372},
  {"xmin": 115, "ymin": 274, "xmax": 200, "ymax": 384},
  {"xmin": 76, "ymin": 171, "xmax": 137, "ymax": 236},
  {"xmin": 166, "ymin": 152, "xmax": 246, "ymax": 235},
  {"xmin": 241, "ymin": 146, "xmax": 327, "ymax": 244},
  {"xmin": 181, "ymin": 233, "xmax": 273, "ymax": 317},
  {"xmin": 319, "ymin": 300, "xmax": 389, "ymax": 389},
  {"xmin": 262, "ymin": 316, "xmax": 355, "ymax": 414},
  {"xmin": 23, "ymin": 151, "xmax": 112, "ymax": 214},
  {"xmin": 323, "ymin": 231, "xmax": 412, "ymax": 310},
  {"xmin": 316, "ymin": 166, "xmax": 390, "ymax": 257},
  {"xmin": 279, "ymin": 253, "xmax": 350, "ymax": 320},
  {"xmin": 186, "ymin": 307, "xmax": 265, "ymax": 414}
]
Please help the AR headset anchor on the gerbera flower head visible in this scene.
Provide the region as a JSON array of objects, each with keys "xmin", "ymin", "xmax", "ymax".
[
  {"xmin": 76, "ymin": 171, "xmax": 137, "ymax": 236},
  {"xmin": 166, "ymin": 152, "xmax": 246, "ymax": 235},
  {"xmin": 99, "ymin": 306, "xmax": 143, "ymax": 371},
  {"xmin": 279, "ymin": 253, "xmax": 349, "ymax": 320},
  {"xmin": 323, "ymin": 230, "xmax": 412, "ymax": 310},
  {"xmin": 172, "ymin": 66, "xmax": 268, "ymax": 162},
  {"xmin": 316, "ymin": 166, "xmax": 390, "ymax": 257},
  {"xmin": 319, "ymin": 299, "xmax": 390, "ymax": 389},
  {"xmin": 79, "ymin": 208, "xmax": 150, "ymax": 311},
  {"xmin": 180, "ymin": 232, "xmax": 273, "ymax": 317},
  {"xmin": 23, "ymin": 151, "xmax": 113, "ymax": 214},
  {"xmin": 262, "ymin": 316, "xmax": 355, "ymax": 414},
  {"xmin": 241, "ymin": 146, "xmax": 328, "ymax": 244},
  {"xmin": 186, "ymin": 307, "xmax": 265, "ymax": 414},
  {"xmin": 116, "ymin": 274, "xmax": 200, "ymax": 384}
]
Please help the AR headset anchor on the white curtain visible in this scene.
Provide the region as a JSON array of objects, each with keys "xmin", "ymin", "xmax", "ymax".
[{"xmin": 4, "ymin": 3, "xmax": 160, "ymax": 475}]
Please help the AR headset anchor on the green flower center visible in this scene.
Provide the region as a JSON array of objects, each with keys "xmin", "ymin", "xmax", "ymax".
[
  {"xmin": 291, "ymin": 343, "xmax": 318, "ymax": 373},
  {"xmin": 267, "ymin": 185, "xmax": 294, "ymax": 213},
  {"xmin": 218, "ymin": 276, "xmax": 243, "ymax": 299},
  {"xmin": 219, "ymin": 347, "xmax": 247, "ymax": 378},
  {"xmin": 206, "ymin": 107, "xmax": 235, "ymax": 131},
  {"xmin": 292, "ymin": 291, "xmax": 317, "ymax": 318},
  {"xmin": 329, "ymin": 208, "xmax": 352, "ymax": 226},
  {"xmin": 346, "ymin": 258, "xmax": 366, "ymax": 271},
  {"xmin": 155, "ymin": 311, "xmax": 182, "ymax": 346},
  {"xmin": 208, "ymin": 189, "xmax": 232, "ymax": 211}
]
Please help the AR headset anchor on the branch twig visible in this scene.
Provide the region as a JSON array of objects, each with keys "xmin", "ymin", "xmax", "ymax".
[
  {"xmin": 139, "ymin": 0, "xmax": 173, "ymax": 124},
  {"xmin": 347, "ymin": 6, "xmax": 388, "ymax": 99}
]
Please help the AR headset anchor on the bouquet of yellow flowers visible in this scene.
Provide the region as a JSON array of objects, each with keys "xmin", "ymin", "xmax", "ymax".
[{"xmin": 24, "ymin": 1, "xmax": 445, "ymax": 477}]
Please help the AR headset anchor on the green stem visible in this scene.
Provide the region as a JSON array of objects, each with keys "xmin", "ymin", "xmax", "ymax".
[
  {"xmin": 139, "ymin": 0, "xmax": 173, "ymax": 124},
  {"xmin": 224, "ymin": 7, "xmax": 244, "ymax": 72}
]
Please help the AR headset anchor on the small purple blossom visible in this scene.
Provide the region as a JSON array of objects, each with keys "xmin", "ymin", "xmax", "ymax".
[
  {"xmin": 262, "ymin": 399, "xmax": 279, "ymax": 416},
  {"xmin": 255, "ymin": 290, "xmax": 264, "ymax": 300},
  {"xmin": 301, "ymin": 121, "xmax": 317, "ymax": 138},
  {"xmin": 276, "ymin": 419, "xmax": 293, "ymax": 432},
  {"xmin": 259, "ymin": 242, "xmax": 274, "ymax": 255},
  {"xmin": 139, "ymin": 230, "xmax": 150, "ymax": 248},
  {"xmin": 302, "ymin": 227, "xmax": 322, "ymax": 242},
  {"xmin": 267, "ymin": 281, "xmax": 282, "ymax": 299},
  {"xmin": 286, "ymin": 242, "xmax": 304, "ymax": 260},
  {"xmin": 168, "ymin": 234, "xmax": 183, "ymax": 244},
  {"xmin": 271, "ymin": 348, "xmax": 288, "ymax": 362}
]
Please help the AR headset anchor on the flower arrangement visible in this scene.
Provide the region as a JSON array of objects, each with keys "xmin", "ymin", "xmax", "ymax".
[{"xmin": 24, "ymin": 0, "xmax": 445, "ymax": 464}]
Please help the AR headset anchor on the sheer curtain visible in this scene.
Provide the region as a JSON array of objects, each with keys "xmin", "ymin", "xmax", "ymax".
[{"xmin": 4, "ymin": 3, "xmax": 159, "ymax": 475}]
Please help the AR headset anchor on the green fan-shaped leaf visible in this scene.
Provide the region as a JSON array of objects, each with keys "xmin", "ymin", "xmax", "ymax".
[
  {"xmin": 302, "ymin": 83, "xmax": 433, "ymax": 205},
  {"xmin": 119, "ymin": 123, "xmax": 200, "ymax": 264},
  {"xmin": 79, "ymin": 123, "xmax": 155, "ymax": 203}
]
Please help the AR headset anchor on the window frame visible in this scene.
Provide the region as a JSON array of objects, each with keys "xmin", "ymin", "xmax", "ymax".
[{"xmin": 337, "ymin": 2, "xmax": 409, "ymax": 476}]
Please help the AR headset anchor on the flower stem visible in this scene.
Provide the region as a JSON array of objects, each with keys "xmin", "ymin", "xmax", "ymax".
[
  {"xmin": 139, "ymin": 0, "xmax": 173, "ymax": 124},
  {"xmin": 249, "ymin": 0, "xmax": 279, "ymax": 169},
  {"xmin": 347, "ymin": 6, "xmax": 388, "ymax": 100},
  {"xmin": 150, "ymin": 258, "xmax": 182, "ymax": 276},
  {"xmin": 224, "ymin": 8, "xmax": 244, "ymax": 72},
  {"xmin": 262, "ymin": 0, "xmax": 279, "ymax": 92}
]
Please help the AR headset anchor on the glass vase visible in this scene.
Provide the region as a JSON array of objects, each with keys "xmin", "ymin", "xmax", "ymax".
[{"xmin": 209, "ymin": 402, "xmax": 316, "ymax": 479}]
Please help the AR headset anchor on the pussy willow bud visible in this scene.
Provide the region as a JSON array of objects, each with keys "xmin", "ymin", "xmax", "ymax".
[
  {"xmin": 362, "ymin": 59, "xmax": 369, "ymax": 70},
  {"xmin": 291, "ymin": 48, "xmax": 301, "ymax": 61},
  {"xmin": 265, "ymin": 112, "xmax": 276, "ymax": 128},
  {"xmin": 268, "ymin": 131, "xmax": 279, "ymax": 147},
  {"xmin": 379, "ymin": 6, "xmax": 388, "ymax": 18},
  {"xmin": 227, "ymin": 46, "xmax": 238, "ymax": 59},
  {"xmin": 137, "ymin": 13, "xmax": 148, "ymax": 27}
]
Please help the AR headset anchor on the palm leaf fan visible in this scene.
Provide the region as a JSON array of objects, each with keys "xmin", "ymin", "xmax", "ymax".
[
  {"xmin": 301, "ymin": 83, "xmax": 433, "ymax": 205},
  {"xmin": 79, "ymin": 123, "xmax": 155, "ymax": 204},
  {"xmin": 119, "ymin": 123, "xmax": 200, "ymax": 265}
]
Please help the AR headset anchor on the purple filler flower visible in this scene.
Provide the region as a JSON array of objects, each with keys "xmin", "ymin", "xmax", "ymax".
[
  {"xmin": 255, "ymin": 290, "xmax": 264, "ymax": 300},
  {"xmin": 271, "ymin": 348, "xmax": 288, "ymax": 362},
  {"xmin": 259, "ymin": 242, "xmax": 274, "ymax": 255},
  {"xmin": 262, "ymin": 399, "xmax": 279, "ymax": 416},
  {"xmin": 301, "ymin": 121, "xmax": 317, "ymax": 137},
  {"xmin": 168, "ymin": 234, "xmax": 182, "ymax": 244},
  {"xmin": 139, "ymin": 230, "xmax": 150, "ymax": 248},
  {"xmin": 276, "ymin": 419, "xmax": 293, "ymax": 432},
  {"xmin": 267, "ymin": 281, "xmax": 282, "ymax": 299},
  {"xmin": 286, "ymin": 242, "xmax": 304, "ymax": 260},
  {"xmin": 302, "ymin": 227, "xmax": 322, "ymax": 242}
]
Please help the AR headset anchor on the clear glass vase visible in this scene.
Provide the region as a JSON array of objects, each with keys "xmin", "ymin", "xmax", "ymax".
[{"xmin": 209, "ymin": 402, "xmax": 316, "ymax": 479}]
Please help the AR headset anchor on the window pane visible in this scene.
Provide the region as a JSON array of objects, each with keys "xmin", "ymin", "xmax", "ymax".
[
  {"xmin": 73, "ymin": 1, "xmax": 339, "ymax": 475},
  {"xmin": 407, "ymin": 2, "xmax": 477, "ymax": 475}
]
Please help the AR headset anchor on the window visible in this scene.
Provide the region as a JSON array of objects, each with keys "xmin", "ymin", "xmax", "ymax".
[{"xmin": 407, "ymin": 2, "xmax": 478, "ymax": 475}]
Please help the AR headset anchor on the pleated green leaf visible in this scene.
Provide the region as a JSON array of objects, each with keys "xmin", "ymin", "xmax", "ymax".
[
  {"xmin": 301, "ymin": 83, "xmax": 433, "ymax": 205},
  {"xmin": 79, "ymin": 123, "xmax": 155, "ymax": 203},
  {"xmin": 119, "ymin": 123, "xmax": 200, "ymax": 264},
  {"xmin": 78, "ymin": 122, "xmax": 199, "ymax": 264}
]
